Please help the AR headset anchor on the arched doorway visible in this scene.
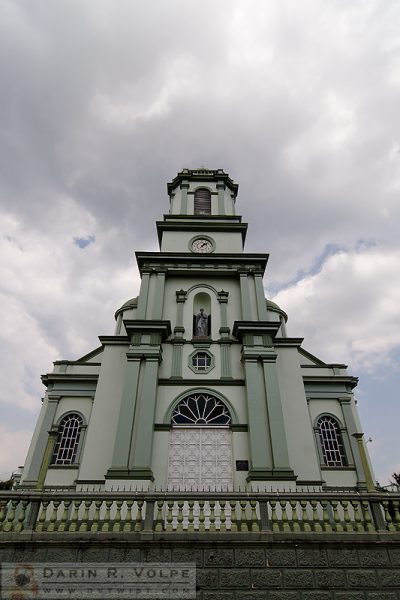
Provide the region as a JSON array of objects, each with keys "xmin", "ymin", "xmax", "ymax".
[{"xmin": 167, "ymin": 392, "xmax": 233, "ymax": 491}]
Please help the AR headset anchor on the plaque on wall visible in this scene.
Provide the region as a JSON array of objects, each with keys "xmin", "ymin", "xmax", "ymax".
[{"xmin": 235, "ymin": 460, "xmax": 249, "ymax": 471}]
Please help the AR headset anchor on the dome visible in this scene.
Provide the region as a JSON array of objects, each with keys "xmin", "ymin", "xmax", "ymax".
[
  {"xmin": 266, "ymin": 299, "xmax": 288, "ymax": 322},
  {"xmin": 114, "ymin": 297, "xmax": 138, "ymax": 319}
]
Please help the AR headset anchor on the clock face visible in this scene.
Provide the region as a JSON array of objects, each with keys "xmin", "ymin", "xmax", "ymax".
[{"xmin": 192, "ymin": 238, "xmax": 213, "ymax": 253}]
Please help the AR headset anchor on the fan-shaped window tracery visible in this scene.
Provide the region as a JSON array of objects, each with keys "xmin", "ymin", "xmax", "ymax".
[{"xmin": 171, "ymin": 393, "xmax": 231, "ymax": 425}]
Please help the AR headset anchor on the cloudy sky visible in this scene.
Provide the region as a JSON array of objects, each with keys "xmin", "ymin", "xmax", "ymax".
[{"xmin": 1, "ymin": 0, "xmax": 399, "ymax": 485}]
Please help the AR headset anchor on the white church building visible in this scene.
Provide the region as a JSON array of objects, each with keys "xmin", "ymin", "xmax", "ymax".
[{"xmin": 20, "ymin": 168, "xmax": 375, "ymax": 494}]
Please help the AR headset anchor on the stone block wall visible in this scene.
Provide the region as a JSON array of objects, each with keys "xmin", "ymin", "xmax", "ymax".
[{"xmin": 1, "ymin": 539, "xmax": 400, "ymax": 598}]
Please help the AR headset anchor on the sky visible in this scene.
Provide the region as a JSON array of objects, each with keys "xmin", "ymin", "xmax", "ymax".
[{"xmin": 0, "ymin": 0, "xmax": 399, "ymax": 485}]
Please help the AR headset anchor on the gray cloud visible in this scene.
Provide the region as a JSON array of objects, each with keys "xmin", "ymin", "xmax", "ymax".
[{"xmin": 1, "ymin": 0, "xmax": 400, "ymax": 481}]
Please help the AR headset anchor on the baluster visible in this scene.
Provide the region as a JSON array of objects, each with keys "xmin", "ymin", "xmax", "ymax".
[
  {"xmin": 229, "ymin": 500, "xmax": 237, "ymax": 532},
  {"xmin": 280, "ymin": 500, "xmax": 290, "ymax": 532},
  {"xmin": 124, "ymin": 499, "xmax": 134, "ymax": 532},
  {"xmin": 300, "ymin": 500, "xmax": 311, "ymax": 532},
  {"xmin": 91, "ymin": 500, "xmax": 102, "ymax": 532},
  {"xmin": 351, "ymin": 500, "xmax": 363, "ymax": 532},
  {"xmin": 153, "ymin": 499, "xmax": 163, "ymax": 533},
  {"xmin": 69, "ymin": 499, "xmax": 81, "ymax": 532},
  {"xmin": 239, "ymin": 500, "xmax": 248, "ymax": 532},
  {"xmin": 208, "ymin": 500, "xmax": 216, "ymax": 532},
  {"xmin": 219, "ymin": 500, "xmax": 226, "ymax": 532},
  {"xmin": 101, "ymin": 499, "xmax": 113, "ymax": 532},
  {"xmin": 361, "ymin": 500, "xmax": 375, "ymax": 532},
  {"xmin": 342, "ymin": 500, "xmax": 353, "ymax": 532},
  {"xmin": 311, "ymin": 500, "xmax": 322, "ymax": 533},
  {"xmin": 13, "ymin": 499, "xmax": 29, "ymax": 533},
  {"xmin": 187, "ymin": 500, "xmax": 195, "ymax": 532},
  {"xmin": 0, "ymin": 500, "xmax": 7, "ymax": 531},
  {"xmin": 134, "ymin": 500, "xmax": 144, "ymax": 532},
  {"xmin": 176, "ymin": 501, "xmax": 184, "ymax": 531},
  {"xmin": 113, "ymin": 500, "xmax": 123, "ymax": 532},
  {"xmin": 79, "ymin": 500, "xmax": 92, "ymax": 532},
  {"xmin": 58, "ymin": 500, "xmax": 71, "ymax": 532},
  {"xmin": 35, "ymin": 500, "xmax": 49, "ymax": 532},
  {"xmin": 290, "ymin": 500, "xmax": 300, "ymax": 532},
  {"xmin": 382, "ymin": 500, "xmax": 396, "ymax": 532},
  {"xmin": 391, "ymin": 500, "xmax": 400, "ymax": 531},
  {"xmin": 250, "ymin": 500, "xmax": 259, "ymax": 532},
  {"xmin": 270, "ymin": 499, "xmax": 279, "ymax": 532},
  {"xmin": 47, "ymin": 500, "xmax": 60, "ymax": 533},
  {"xmin": 331, "ymin": 500, "xmax": 343, "ymax": 532},
  {"xmin": 166, "ymin": 500, "xmax": 174, "ymax": 532},
  {"xmin": 321, "ymin": 500, "xmax": 332, "ymax": 532},
  {"xmin": 196, "ymin": 500, "xmax": 204, "ymax": 532}
]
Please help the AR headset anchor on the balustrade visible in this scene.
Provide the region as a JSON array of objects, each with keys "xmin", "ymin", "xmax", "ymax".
[{"xmin": 0, "ymin": 491, "xmax": 399, "ymax": 536}]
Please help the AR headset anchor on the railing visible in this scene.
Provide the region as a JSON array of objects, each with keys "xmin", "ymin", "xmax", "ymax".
[{"xmin": 1, "ymin": 490, "xmax": 399, "ymax": 536}]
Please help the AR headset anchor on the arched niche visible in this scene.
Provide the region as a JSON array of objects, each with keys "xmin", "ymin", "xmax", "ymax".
[{"xmin": 193, "ymin": 291, "xmax": 211, "ymax": 337}]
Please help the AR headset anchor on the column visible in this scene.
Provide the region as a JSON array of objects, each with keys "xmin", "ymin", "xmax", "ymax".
[
  {"xmin": 24, "ymin": 396, "xmax": 59, "ymax": 484},
  {"xmin": 220, "ymin": 344, "xmax": 232, "ymax": 378},
  {"xmin": 239, "ymin": 272, "xmax": 252, "ymax": 320},
  {"xmin": 129, "ymin": 357, "xmax": 160, "ymax": 477},
  {"xmin": 136, "ymin": 271, "xmax": 151, "ymax": 319},
  {"xmin": 171, "ymin": 289, "xmax": 187, "ymax": 378},
  {"xmin": 261, "ymin": 355, "xmax": 294, "ymax": 477},
  {"xmin": 254, "ymin": 273, "xmax": 268, "ymax": 320},
  {"xmin": 244, "ymin": 358, "xmax": 273, "ymax": 478},
  {"xmin": 109, "ymin": 355, "xmax": 141, "ymax": 472},
  {"xmin": 153, "ymin": 271, "xmax": 166, "ymax": 319}
]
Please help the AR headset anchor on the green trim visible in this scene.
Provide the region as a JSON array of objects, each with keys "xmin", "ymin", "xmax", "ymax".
[
  {"xmin": 47, "ymin": 465, "xmax": 79, "ymax": 470},
  {"xmin": 233, "ymin": 321, "xmax": 281, "ymax": 340},
  {"xmin": 246, "ymin": 468, "xmax": 297, "ymax": 481},
  {"xmin": 124, "ymin": 320, "xmax": 172, "ymax": 340},
  {"xmin": 136, "ymin": 251, "xmax": 268, "ymax": 276},
  {"xmin": 154, "ymin": 424, "xmax": 172, "ymax": 431},
  {"xmin": 231, "ymin": 424, "xmax": 248, "ymax": 432}
]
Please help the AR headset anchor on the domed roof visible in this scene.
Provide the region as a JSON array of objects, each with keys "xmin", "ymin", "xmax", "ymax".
[
  {"xmin": 114, "ymin": 297, "xmax": 138, "ymax": 319},
  {"xmin": 266, "ymin": 299, "xmax": 288, "ymax": 322}
]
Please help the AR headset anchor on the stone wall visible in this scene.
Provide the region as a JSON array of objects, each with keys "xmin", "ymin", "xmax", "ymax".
[{"xmin": 1, "ymin": 539, "xmax": 400, "ymax": 598}]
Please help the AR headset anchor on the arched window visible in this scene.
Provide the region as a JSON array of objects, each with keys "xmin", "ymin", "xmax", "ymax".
[
  {"xmin": 172, "ymin": 393, "xmax": 231, "ymax": 425},
  {"xmin": 317, "ymin": 415, "xmax": 347, "ymax": 467},
  {"xmin": 194, "ymin": 188, "xmax": 211, "ymax": 215},
  {"xmin": 51, "ymin": 413, "xmax": 83, "ymax": 465}
]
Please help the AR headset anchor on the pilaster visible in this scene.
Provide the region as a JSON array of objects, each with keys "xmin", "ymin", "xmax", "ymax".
[
  {"xmin": 254, "ymin": 273, "xmax": 268, "ymax": 320},
  {"xmin": 23, "ymin": 396, "xmax": 59, "ymax": 485},
  {"xmin": 339, "ymin": 398, "xmax": 367, "ymax": 488},
  {"xmin": 217, "ymin": 181, "xmax": 225, "ymax": 214},
  {"xmin": 136, "ymin": 272, "xmax": 151, "ymax": 319},
  {"xmin": 180, "ymin": 181, "xmax": 189, "ymax": 214},
  {"xmin": 36, "ymin": 429, "xmax": 58, "ymax": 489},
  {"xmin": 153, "ymin": 271, "xmax": 166, "ymax": 319},
  {"xmin": 239, "ymin": 272, "xmax": 252, "ymax": 320}
]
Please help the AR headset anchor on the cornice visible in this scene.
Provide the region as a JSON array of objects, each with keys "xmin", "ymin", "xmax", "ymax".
[
  {"xmin": 41, "ymin": 373, "xmax": 99, "ymax": 387},
  {"xmin": 135, "ymin": 252, "xmax": 269, "ymax": 276},
  {"xmin": 167, "ymin": 169, "xmax": 238, "ymax": 194},
  {"xmin": 158, "ymin": 378, "xmax": 246, "ymax": 386},
  {"xmin": 303, "ymin": 375, "xmax": 358, "ymax": 389},
  {"xmin": 123, "ymin": 320, "xmax": 172, "ymax": 340},
  {"xmin": 232, "ymin": 320, "xmax": 281, "ymax": 339},
  {"xmin": 156, "ymin": 220, "xmax": 248, "ymax": 245}
]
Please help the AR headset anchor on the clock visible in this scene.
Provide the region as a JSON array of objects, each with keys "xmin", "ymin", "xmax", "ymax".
[{"xmin": 191, "ymin": 238, "xmax": 214, "ymax": 253}]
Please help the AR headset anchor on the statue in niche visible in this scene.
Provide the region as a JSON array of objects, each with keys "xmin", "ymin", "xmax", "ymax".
[{"xmin": 195, "ymin": 308, "xmax": 208, "ymax": 337}]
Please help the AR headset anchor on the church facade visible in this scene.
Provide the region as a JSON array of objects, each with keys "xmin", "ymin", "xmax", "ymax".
[{"xmin": 20, "ymin": 168, "xmax": 375, "ymax": 494}]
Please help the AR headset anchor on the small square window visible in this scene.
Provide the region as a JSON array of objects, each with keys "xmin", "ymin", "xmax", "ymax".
[{"xmin": 192, "ymin": 352, "xmax": 211, "ymax": 371}]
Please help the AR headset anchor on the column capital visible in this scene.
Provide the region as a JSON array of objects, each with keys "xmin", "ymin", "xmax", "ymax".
[{"xmin": 176, "ymin": 289, "xmax": 188, "ymax": 303}]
